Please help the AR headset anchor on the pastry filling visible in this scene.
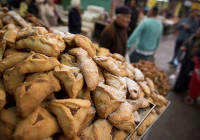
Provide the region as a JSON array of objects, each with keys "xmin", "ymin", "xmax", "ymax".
[
  {"xmin": 69, "ymin": 107, "xmax": 79, "ymax": 116},
  {"xmin": 32, "ymin": 113, "xmax": 44, "ymax": 125}
]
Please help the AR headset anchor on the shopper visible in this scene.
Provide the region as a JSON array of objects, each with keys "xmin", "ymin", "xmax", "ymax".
[
  {"xmin": 170, "ymin": 10, "xmax": 198, "ymax": 67},
  {"xmin": 99, "ymin": 6, "xmax": 131, "ymax": 56},
  {"xmin": 173, "ymin": 28, "xmax": 200, "ymax": 93},
  {"xmin": 127, "ymin": 7, "xmax": 163, "ymax": 63},
  {"xmin": 40, "ymin": 0, "xmax": 61, "ymax": 27},
  {"xmin": 125, "ymin": 0, "xmax": 139, "ymax": 37},
  {"xmin": 68, "ymin": 0, "xmax": 81, "ymax": 34}
]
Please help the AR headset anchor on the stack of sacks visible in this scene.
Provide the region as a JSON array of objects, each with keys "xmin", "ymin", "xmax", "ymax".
[
  {"xmin": 0, "ymin": 9, "xmax": 168, "ymax": 140},
  {"xmin": 81, "ymin": 5, "xmax": 105, "ymax": 38}
]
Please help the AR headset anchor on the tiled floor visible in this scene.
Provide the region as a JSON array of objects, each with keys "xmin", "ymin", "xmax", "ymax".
[{"xmin": 145, "ymin": 35, "xmax": 200, "ymax": 140}]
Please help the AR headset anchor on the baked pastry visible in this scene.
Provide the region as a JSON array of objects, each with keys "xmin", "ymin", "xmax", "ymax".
[
  {"xmin": 150, "ymin": 91, "xmax": 168, "ymax": 107},
  {"xmin": 133, "ymin": 111, "xmax": 141, "ymax": 123},
  {"xmin": 0, "ymin": 107, "xmax": 18, "ymax": 127},
  {"xmin": 77, "ymin": 88, "xmax": 92, "ymax": 101},
  {"xmin": 54, "ymin": 64, "xmax": 84, "ymax": 98},
  {"xmin": 123, "ymin": 62, "xmax": 135, "ymax": 79},
  {"xmin": 94, "ymin": 56, "xmax": 128, "ymax": 77},
  {"xmin": 0, "ymin": 39, "xmax": 6, "ymax": 61},
  {"xmin": 146, "ymin": 77, "xmax": 156, "ymax": 92},
  {"xmin": 80, "ymin": 119, "xmax": 112, "ymax": 140},
  {"xmin": 43, "ymin": 137, "xmax": 53, "ymax": 140},
  {"xmin": 96, "ymin": 47, "xmax": 110, "ymax": 57},
  {"xmin": 0, "ymin": 19, "xmax": 3, "ymax": 29},
  {"xmin": 129, "ymin": 132, "xmax": 137, "ymax": 140},
  {"xmin": 63, "ymin": 34, "xmax": 75, "ymax": 47},
  {"xmin": 3, "ymin": 23, "xmax": 19, "ymax": 46},
  {"xmin": 139, "ymin": 81, "xmax": 151, "ymax": 97},
  {"xmin": 127, "ymin": 98, "xmax": 150, "ymax": 111},
  {"xmin": 133, "ymin": 60, "xmax": 171, "ymax": 95},
  {"xmin": 69, "ymin": 48, "xmax": 99, "ymax": 91},
  {"xmin": 137, "ymin": 113, "xmax": 156, "ymax": 136},
  {"xmin": 156, "ymin": 105, "xmax": 166, "ymax": 114},
  {"xmin": 110, "ymin": 53, "xmax": 125, "ymax": 62},
  {"xmin": 138, "ymin": 89, "xmax": 145, "ymax": 98},
  {"xmin": 3, "ymin": 53, "xmax": 59, "ymax": 94},
  {"xmin": 112, "ymin": 130, "xmax": 128, "ymax": 140},
  {"xmin": 16, "ymin": 26, "xmax": 48, "ymax": 40},
  {"xmin": 15, "ymin": 72, "xmax": 61, "ymax": 118},
  {"xmin": 134, "ymin": 68, "xmax": 144, "ymax": 81},
  {"xmin": 58, "ymin": 135, "xmax": 81, "ymax": 140},
  {"xmin": 3, "ymin": 66, "xmax": 24, "ymax": 94},
  {"xmin": 104, "ymin": 72, "xmax": 127, "ymax": 94},
  {"xmin": 93, "ymin": 83, "xmax": 125, "ymax": 118},
  {"xmin": 0, "ymin": 80, "xmax": 6, "ymax": 110},
  {"xmin": 49, "ymin": 99, "xmax": 95, "ymax": 140},
  {"xmin": 13, "ymin": 107, "xmax": 60, "ymax": 140},
  {"xmin": 123, "ymin": 62, "xmax": 135, "ymax": 73},
  {"xmin": 125, "ymin": 77, "xmax": 140, "ymax": 99},
  {"xmin": 17, "ymin": 52, "xmax": 60, "ymax": 74},
  {"xmin": 2, "ymin": 15, "xmax": 17, "ymax": 25},
  {"xmin": 60, "ymin": 53, "xmax": 78, "ymax": 67},
  {"xmin": 108, "ymin": 102, "xmax": 136, "ymax": 133},
  {"xmin": 8, "ymin": 11, "xmax": 30, "ymax": 28},
  {"xmin": 0, "ymin": 107, "xmax": 19, "ymax": 140},
  {"xmin": 0, "ymin": 52, "xmax": 30, "ymax": 73},
  {"xmin": 74, "ymin": 35, "xmax": 96, "ymax": 57},
  {"xmin": 3, "ymin": 48, "xmax": 21, "ymax": 57},
  {"xmin": 16, "ymin": 33, "xmax": 65, "ymax": 57},
  {"xmin": 97, "ymin": 67, "xmax": 105, "ymax": 83}
]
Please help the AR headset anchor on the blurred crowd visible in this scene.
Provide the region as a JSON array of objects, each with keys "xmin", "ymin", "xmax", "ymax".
[
  {"xmin": 1, "ymin": 0, "xmax": 200, "ymax": 104},
  {"xmin": 0, "ymin": 0, "xmax": 63, "ymax": 27}
]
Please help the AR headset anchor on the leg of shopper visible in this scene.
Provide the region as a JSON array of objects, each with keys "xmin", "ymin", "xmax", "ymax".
[
  {"xmin": 170, "ymin": 39, "xmax": 184, "ymax": 65},
  {"xmin": 173, "ymin": 58, "xmax": 194, "ymax": 92},
  {"xmin": 130, "ymin": 51, "xmax": 146, "ymax": 63}
]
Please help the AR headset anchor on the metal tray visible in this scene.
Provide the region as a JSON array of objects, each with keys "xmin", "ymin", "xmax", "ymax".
[
  {"xmin": 132, "ymin": 101, "xmax": 171, "ymax": 140},
  {"xmin": 125, "ymin": 102, "xmax": 156, "ymax": 140}
]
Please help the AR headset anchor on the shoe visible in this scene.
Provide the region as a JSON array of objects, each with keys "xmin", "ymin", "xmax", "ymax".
[{"xmin": 184, "ymin": 96, "xmax": 195, "ymax": 105}]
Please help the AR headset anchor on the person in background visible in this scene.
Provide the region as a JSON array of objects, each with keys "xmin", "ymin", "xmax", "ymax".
[
  {"xmin": 68, "ymin": 0, "xmax": 81, "ymax": 34},
  {"xmin": 19, "ymin": 0, "xmax": 28, "ymax": 17},
  {"xmin": 173, "ymin": 28, "xmax": 200, "ymax": 93},
  {"xmin": 99, "ymin": 6, "xmax": 131, "ymax": 56},
  {"xmin": 170, "ymin": 10, "xmax": 198, "ymax": 67},
  {"xmin": 39, "ymin": 0, "xmax": 61, "ymax": 27},
  {"xmin": 36, "ymin": 0, "xmax": 45, "ymax": 19},
  {"xmin": 125, "ymin": 0, "xmax": 139, "ymax": 37},
  {"xmin": 127, "ymin": 7, "xmax": 163, "ymax": 63}
]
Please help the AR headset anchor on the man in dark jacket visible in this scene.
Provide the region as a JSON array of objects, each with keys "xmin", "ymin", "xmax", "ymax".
[{"xmin": 99, "ymin": 6, "xmax": 131, "ymax": 56}]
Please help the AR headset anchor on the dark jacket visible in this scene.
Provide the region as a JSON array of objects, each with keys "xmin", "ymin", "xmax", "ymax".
[
  {"xmin": 99, "ymin": 22, "xmax": 128, "ymax": 56},
  {"xmin": 184, "ymin": 35, "xmax": 200, "ymax": 59},
  {"xmin": 128, "ymin": 8, "xmax": 139, "ymax": 36},
  {"xmin": 68, "ymin": 8, "xmax": 81, "ymax": 34}
]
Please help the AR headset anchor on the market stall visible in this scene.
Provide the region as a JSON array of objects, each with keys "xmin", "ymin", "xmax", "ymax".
[{"xmin": 0, "ymin": 8, "xmax": 170, "ymax": 140}]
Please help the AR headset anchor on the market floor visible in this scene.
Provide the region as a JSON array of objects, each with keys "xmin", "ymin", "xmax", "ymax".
[{"xmin": 145, "ymin": 35, "xmax": 200, "ymax": 140}]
